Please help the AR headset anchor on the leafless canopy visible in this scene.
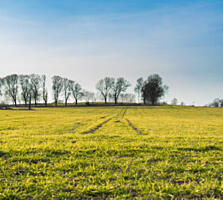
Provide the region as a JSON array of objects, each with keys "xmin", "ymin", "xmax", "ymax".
[
  {"xmin": 52, "ymin": 76, "xmax": 63, "ymax": 106},
  {"xmin": 134, "ymin": 77, "xmax": 144, "ymax": 103},
  {"xmin": 30, "ymin": 74, "xmax": 42, "ymax": 105},
  {"xmin": 19, "ymin": 75, "xmax": 31, "ymax": 106},
  {"xmin": 2, "ymin": 74, "xmax": 19, "ymax": 106},
  {"xmin": 96, "ymin": 77, "xmax": 114, "ymax": 104},
  {"xmin": 63, "ymin": 78, "xmax": 71, "ymax": 106},
  {"xmin": 69, "ymin": 80, "xmax": 83, "ymax": 105},
  {"xmin": 111, "ymin": 77, "xmax": 130, "ymax": 104},
  {"xmin": 42, "ymin": 75, "xmax": 48, "ymax": 106}
]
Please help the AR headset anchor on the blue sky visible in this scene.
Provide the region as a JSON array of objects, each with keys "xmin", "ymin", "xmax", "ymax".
[{"xmin": 0, "ymin": 0, "xmax": 223, "ymax": 105}]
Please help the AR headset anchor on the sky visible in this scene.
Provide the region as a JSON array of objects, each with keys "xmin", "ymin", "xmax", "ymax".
[{"xmin": 0, "ymin": 0, "xmax": 223, "ymax": 105}]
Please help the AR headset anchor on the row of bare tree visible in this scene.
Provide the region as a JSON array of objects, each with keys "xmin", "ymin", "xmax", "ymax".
[
  {"xmin": 0, "ymin": 74, "xmax": 47, "ymax": 108},
  {"xmin": 0, "ymin": 73, "xmax": 167, "ymax": 107},
  {"xmin": 0, "ymin": 74, "xmax": 133, "ymax": 107},
  {"xmin": 0, "ymin": 74, "xmax": 83, "ymax": 108},
  {"xmin": 96, "ymin": 77, "xmax": 130, "ymax": 104},
  {"xmin": 96, "ymin": 74, "xmax": 168, "ymax": 105},
  {"xmin": 52, "ymin": 76, "xmax": 134, "ymax": 105}
]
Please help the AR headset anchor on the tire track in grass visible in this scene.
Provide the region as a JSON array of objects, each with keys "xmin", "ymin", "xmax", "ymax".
[
  {"xmin": 115, "ymin": 107, "xmax": 127, "ymax": 118},
  {"xmin": 81, "ymin": 109, "xmax": 122, "ymax": 134},
  {"xmin": 122, "ymin": 107, "xmax": 144, "ymax": 135},
  {"xmin": 122, "ymin": 108, "xmax": 127, "ymax": 118},
  {"xmin": 125, "ymin": 119, "xmax": 143, "ymax": 135},
  {"xmin": 81, "ymin": 108, "xmax": 128, "ymax": 135},
  {"xmin": 80, "ymin": 108, "xmax": 144, "ymax": 135},
  {"xmin": 81, "ymin": 118, "xmax": 112, "ymax": 134},
  {"xmin": 115, "ymin": 108, "xmax": 126, "ymax": 118}
]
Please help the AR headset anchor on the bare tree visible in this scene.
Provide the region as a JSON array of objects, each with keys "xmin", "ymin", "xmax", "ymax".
[
  {"xmin": 134, "ymin": 77, "xmax": 144, "ymax": 103},
  {"xmin": 27, "ymin": 81, "xmax": 33, "ymax": 110},
  {"xmin": 2, "ymin": 74, "xmax": 19, "ymax": 106},
  {"xmin": 69, "ymin": 81, "xmax": 83, "ymax": 105},
  {"xmin": 52, "ymin": 76, "xmax": 63, "ymax": 106},
  {"xmin": 126, "ymin": 93, "xmax": 136, "ymax": 103},
  {"xmin": 120, "ymin": 93, "xmax": 125, "ymax": 103},
  {"xmin": 111, "ymin": 77, "xmax": 130, "ymax": 104},
  {"xmin": 30, "ymin": 74, "xmax": 41, "ymax": 105},
  {"xmin": 83, "ymin": 90, "xmax": 95, "ymax": 103},
  {"xmin": 63, "ymin": 78, "xmax": 71, "ymax": 106},
  {"xmin": 181, "ymin": 102, "xmax": 185, "ymax": 106},
  {"xmin": 19, "ymin": 75, "xmax": 31, "ymax": 106},
  {"xmin": 171, "ymin": 98, "xmax": 178, "ymax": 105},
  {"xmin": 120, "ymin": 93, "xmax": 136, "ymax": 103},
  {"xmin": 96, "ymin": 77, "xmax": 114, "ymax": 104},
  {"xmin": 142, "ymin": 74, "xmax": 168, "ymax": 105},
  {"xmin": 42, "ymin": 75, "xmax": 48, "ymax": 106}
]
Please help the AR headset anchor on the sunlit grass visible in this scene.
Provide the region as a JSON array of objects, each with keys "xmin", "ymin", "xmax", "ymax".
[{"xmin": 0, "ymin": 106, "xmax": 223, "ymax": 199}]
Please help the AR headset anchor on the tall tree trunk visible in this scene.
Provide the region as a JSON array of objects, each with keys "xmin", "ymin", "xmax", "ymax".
[
  {"xmin": 115, "ymin": 96, "xmax": 117, "ymax": 104},
  {"xmin": 75, "ymin": 99, "xmax": 78, "ymax": 105},
  {"xmin": 104, "ymin": 96, "xmax": 107, "ymax": 104},
  {"xmin": 45, "ymin": 101, "xmax": 47, "ymax": 107},
  {"xmin": 28, "ymin": 96, "xmax": 31, "ymax": 110},
  {"xmin": 143, "ymin": 97, "xmax": 146, "ymax": 105},
  {"xmin": 65, "ymin": 100, "xmax": 67, "ymax": 107}
]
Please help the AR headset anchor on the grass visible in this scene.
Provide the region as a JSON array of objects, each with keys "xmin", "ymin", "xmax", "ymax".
[{"xmin": 0, "ymin": 106, "xmax": 223, "ymax": 199}]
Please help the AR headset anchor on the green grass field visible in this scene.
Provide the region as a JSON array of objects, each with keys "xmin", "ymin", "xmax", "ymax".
[{"xmin": 0, "ymin": 106, "xmax": 223, "ymax": 199}]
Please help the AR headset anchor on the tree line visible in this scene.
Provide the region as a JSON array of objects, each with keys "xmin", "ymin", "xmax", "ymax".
[
  {"xmin": 0, "ymin": 73, "xmax": 167, "ymax": 108},
  {"xmin": 209, "ymin": 98, "xmax": 223, "ymax": 107}
]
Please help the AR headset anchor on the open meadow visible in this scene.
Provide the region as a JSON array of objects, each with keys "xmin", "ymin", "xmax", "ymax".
[{"xmin": 0, "ymin": 106, "xmax": 223, "ymax": 199}]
